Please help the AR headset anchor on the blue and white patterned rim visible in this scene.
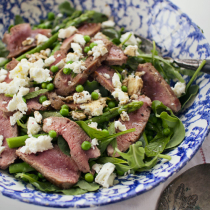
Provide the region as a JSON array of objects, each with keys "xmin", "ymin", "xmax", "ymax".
[{"xmin": 0, "ymin": 0, "xmax": 210, "ymax": 208}]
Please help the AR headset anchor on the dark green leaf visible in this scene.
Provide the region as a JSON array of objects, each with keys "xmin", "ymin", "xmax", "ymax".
[
  {"xmin": 88, "ymin": 12, "xmax": 108, "ymax": 23},
  {"xmin": 154, "ymin": 59, "xmax": 170, "ymax": 84},
  {"xmin": 112, "ymin": 38, "xmax": 121, "ymax": 45},
  {"xmin": 97, "ymin": 157, "xmax": 128, "ymax": 165},
  {"xmin": 178, "ymin": 68, "xmax": 203, "ymax": 77},
  {"xmin": 62, "ymin": 188, "xmax": 87, "ymax": 195},
  {"xmin": 83, "ymin": 80, "xmax": 100, "ymax": 93},
  {"xmin": 102, "ymin": 28, "xmax": 119, "ymax": 39},
  {"xmin": 58, "ymin": 1, "xmax": 75, "ymax": 16},
  {"xmin": 137, "ymin": 156, "xmax": 158, "ymax": 171},
  {"xmin": 75, "ymin": 180, "xmax": 100, "ymax": 191},
  {"xmin": 14, "ymin": 15, "xmax": 25, "ymax": 25},
  {"xmin": 58, "ymin": 135, "xmax": 70, "ymax": 156},
  {"xmin": 0, "ymin": 40, "xmax": 9, "ymax": 57},
  {"xmin": 24, "ymin": 89, "xmax": 48, "ymax": 100},
  {"xmin": 126, "ymin": 56, "xmax": 145, "ymax": 70}
]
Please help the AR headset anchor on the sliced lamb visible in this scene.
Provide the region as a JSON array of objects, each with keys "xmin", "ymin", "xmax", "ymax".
[
  {"xmin": 93, "ymin": 65, "xmax": 115, "ymax": 93},
  {"xmin": 43, "ymin": 117, "xmax": 100, "ymax": 172},
  {"xmin": 6, "ymin": 58, "xmax": 19, "ymax": 70},
  {"xmin": 50, "ymin": 49, "xmax": 67, "ymax": 67},
  {"xmin": 16, "ymin": 145, "xmax": 80, "ymax": 189},
  {"xmin": 47, "ymin": 92, "xmax": 65, "ymax": 110},
  {"xmin": 107, "ymin": 95, "xmax": 151, "ymax": 157},
  {"xmin": 105, "ymin": 44, "xmax": 127, "ymax": 66},
  {"xmin": 0, "ymin": 110, "xmax": 18, "ymax": 169},
  {"xmin": 137, "ymin": 63, "xmax": 181, "ymax": 113},
  {"xmin": 0, "ymin": 94, "xmax": 12, "ymax": 113},
  {"xmin": 54, "ymin": 37, "xmax": 112, "ymax": 96},
  {"xmin": 3, "ymin": 23, "xmax": 51, "ymax": 59}
]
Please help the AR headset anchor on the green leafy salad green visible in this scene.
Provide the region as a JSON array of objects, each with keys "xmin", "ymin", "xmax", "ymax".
[{"xmin": 0, "ymin": 1, "xmax": 206, "ymax": 195}]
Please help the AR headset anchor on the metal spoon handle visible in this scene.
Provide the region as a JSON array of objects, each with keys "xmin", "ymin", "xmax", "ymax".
[{"xmin": 174, "ymin": 59, "xmax": 210, "ymax": 73}]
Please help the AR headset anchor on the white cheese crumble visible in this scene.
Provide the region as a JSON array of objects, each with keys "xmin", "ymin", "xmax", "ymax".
[
  {"xmin": 64, "ymin": 60, "xmax": 86, "ymax": 74},
  {"xmin": 73, "ymin": 91, "xmax": 91, "ymax": 104},
  {"xmin": 10, "ymin": 111, "xmax": 23, "ymax": 126},
  {"xmin": 120, "ymin": 32, "xmax": 141, "ymax": 45},
  {"xmin": 22, "ymin": 37, "xmax": 34, "ymax": 46},
  {"xmin": 46, "ymin": 118, "xmax": 52, "ymax": 126},
  {"xmin": 88, "ymin": 122, "xmax": 98, "ymax": 130},
  {"xmin": 92, "ymin": 163, "xmax": 103, "ymax": 173},
  {"xmin": 55, "ymin": 59, "xmax": 65, "ymax": 69},
  {"xmin": 101, "ymin": 20, "xmax": 115, "ymax": 28},
  {"xmin": 71, "ymin": 111, "xmax": 86, "ymax": 121},
  {"xmin": 88, "ymin": 40, "xmax": 108, "ymax": 60},
  {"xmin": 95, "ymin": 162, "xmax": 116, "ymax": 188},
  {"xmin": 91, "ymin": 138, "xmax": 99, "ymax": 149},
  {"xmin": 73, "ymin": 34, "xmax": 86, "ymax": 46},
  {"xmin": 34, "ymin": 111, "xmax": 42, "ymax": 124},
  {"xmin": 112, "ymin": 88, "xmax": 129, "ymax": 105},
  {"xmin": 44, "ymin": 56, "xmax": 55, "ymax": 66},
  {"xmin": 30, "ymin": 67, "xmax": 51, "ymax": 83},
  {"xmin": 35, "ymin": 87, "xmax": 40, "ymax": 91},
  {"xmin": 58, "ymin": 26, "xmax": 78, "ymax": 39},
  {"xmin": 71, "ymin": 43, "xmax": 83, "ymax": 56},
  {"xmin": 114, "ymin": 120, "xmax": 127, "ymax": 131},
  {"xmin": 20, "ymin": 135, "xmax": 53, "ymax": 154},
  {"xmin": 36, "ymin": 34, "xmax": 49, "ymax": 45},
  {"xmin": 65, "ymin": 52, "xmax": 80, "ymax": 62},
  {"xmin": 0, "ymin": 146, "xmax": 5, "ymax": 155},
  {"xmin": 120, "ymin": 111, "xmax": 130, "ymax": 122},
  {"xmin": 0, "ymin": 69, "xmax": 8, "ymax": 82},
  {"xmin": 124, "ymin": 45, "xmax": 139, "ymax": 56},
  {"xmin": 171, "ymin": 82, "xmax": 186, "ymax": 98},
  {"xmin": 27, "ymin": 117, "xmax": 41, "ymax": 135},
  {"xmin": 42, "ymin": 100, "xmax": 51, "ymax": 107},
  {"xmin": 103, "ymin": 73, "xmax": 110, "ymax": 79},
  {"xmin": 112, "ymin": 73, "xmax": 122, "ymax": 88},
  {"xmin": 0, "ymin": 135, "xmax": 5, "ymax": 155}
]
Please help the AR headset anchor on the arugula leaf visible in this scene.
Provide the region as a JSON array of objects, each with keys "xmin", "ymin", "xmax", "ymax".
[
  {"xmin": 41, "ymin": 111, "xmax": 63, "ymax": 119},
  {"xmin": 126, "ymin": 56, "xmax": 145, "ymax": 70},
  {"xmin": 83, "ymin": 80, "xmax": 100, "ymax": 93},
  {"xmin": 75, "ymin": 180, "xmax": 100, "ymax": 191},
  {"xmin": 154, "ymin": 59, "xmax": 170, "ymax": 84},
  {"xmin": 0, "ymin": 40, "xmax": 9, "ymax": 57},
  {"xmin": 137, "ymin": 156, "xmax": 158, "ymax": 171},
  {"xmin": 102, "ymin": 28, "xmax": 119, "ymax": 39},
  {"xmin": 17, "ymin": 120, "xmax": 27, "ymax": 129},
  {"xmin": 58, "ymin": 1, "xmax": 75, "ymax": 16},
  {"xmin": 151, "ymin": 100, "xmax": 185, "ymax": 149},
  {"xmin": 88, "ymin": 12, "xmax": 108, "ymax": 23},
  {"xmin": 14, "ymin": 15, "xmax": 25, "ymax": 25},
  {"xmin": 62, "ymin": 188, "xmax": 87, "ymax": 195},
  {"xmin": 58, "ymin": 135, "xmax": 70, "ymax": 156},
  {"xmin": 24, "ymin": 89, "xmax": 48, "ymax": 100}
]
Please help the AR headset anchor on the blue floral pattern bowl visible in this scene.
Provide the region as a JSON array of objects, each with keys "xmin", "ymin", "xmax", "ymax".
[{"xmin": 0, "ymin": 0, "xmax": 210, "ymax": 208}]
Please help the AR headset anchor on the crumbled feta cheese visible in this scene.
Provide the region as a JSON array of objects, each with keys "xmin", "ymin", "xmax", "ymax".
[
  {"xmin": 115, "ymin": 120, "xmax": 127, "ymax": 131},
  {"xmin": 120, "ymin": 32, "xmax": 141, "ymax": 45},
  {"xmin": 42, "ymin": 100, "xmax": 51, "ymax": 107},
  {"xmin": 58, "ymin": 26, "xmax": 78, "ymax": 39},
  {"xmin": 71, "ymin": 111, "xmax": 86, "ymax": 121},
  {"xmin": 36, "ymin": 34, "xmax": 49, "ymax": 45},
  {"xmin": 20, "ymin": 135, "xmax": 53, "ymax": 154},
  {"xmin": 33, "ymin": 59, "xmax": 45, "ymax": 69},
  {"xmin": 88, "ymin": 40, "xmax": 108, "ymax": 60},
  {"xmin": 127, "ymin": 75, "xmax": 143, "ymax": 96},
  {"xmin": 95, "ymin": 162, "xmax": 116, "ymax": 188},
  {"xmin": 80, "ymin": 98, "xmax": 107, "ymax": 116},
  {"xmin": 101, "ymin": 20, "xmax": 115, "ymax": 28},
  {"xmin": 46, "ymin": 118, "xmax": 52, "ymax": 126},
  {"xmin": 22, "ymin": 37, "xmax": 34, "ymax": 46},
  {"xmin": 57, "ymin": 13, "xmax": 63, "ymax": 18},
  {"xmin": 124, "ymin": 45, "xmax": 139, "ymax": 56},
  {"xmin": 112, "ymin": 73, "xmax": 122, "ymax": 88},
  {"xmin": 73, "ymin": 91, "xmax": 91, "ymax": 104},
  {"xmin": 64, "ymin": 60, "xmax": 86, "ymax": 74},
  {"xmin": 68, "ymin": 81, "xmax": 72, "ymax": 85},
  {"xmin": 92, "ymin": 163, "xmax": 103, "ymax": 173},
  {"xmin": 112, "ymin": 88, "xmax": 129, "ymax": 105},
  {"xmin": 1, "ymin": 101, "xmax": 7, "ymax": 104},
  {"xmin": 55, "ymin": 59, "xmax": 65, "ymax": 69},
  {"xmin": 0, "ymin": 135, "xmax": 3, "ymax": 146},
  {"xmin": 65, "ymin": 52, "xmax": 80, "ymax": 62},
  {"xmin": 27, "ymin": 117, "xmax": 41, "ymax": 135},
  {"xmin": 103, "ymin": 73, "xmax": 110, "ymax": 79},
  {"xmin": 44, "ymin": 48, "xmax": 51, "ymax": 57},
  {"xmin": 0, "ymin": 146, "xmax": 5, "ymax": 155},
  {"xmin": 10, "ymin": 111, "xmax": 23, "ymax": 126},
  {"xmin": 88, "ymin": 122, "xmax": 98, "ymax": 130},
  {"xmin": 0, "ymin": 69, "xmax": 8, "ymax": 82},
  {"xmin": 171, "ymin": 82, "xmax": 186, "ymax": 97},
  {"xmin": 120, "ymin": 111, "xmax": 130, "ymax": 122},
  {"xmin": 44, "ymin": 56, "xmax": 56, "ymax": 66},
  {"xmin": 34, "ymin": 111, "xmax": 42, "ymax": 124},
  {"xmin": 19, "ymin": 87, "xmax": 30, "ymax": 96},
  {"xmin": 35, "ymin": 87, "xmax": 40, "ymax": 91},
  {"xmin": 91, "ymin": 138, "xmax": 99, "ymax": 149},
  {"xmin": 73, "ymin": 34, "xmax": 86, "ymax": 46},
  {"xmin": 30, "ymin": 67, "xmax": 51, "ymax": 83},
  {"xmin": 71, "ymin": 43, "xmax": 83, "ymax": 56}
]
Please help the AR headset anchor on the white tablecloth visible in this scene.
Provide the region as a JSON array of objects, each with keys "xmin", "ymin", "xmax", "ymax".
[{"xmin": 1, "ymin": 1, "xmax": 210, "ymax": 209}]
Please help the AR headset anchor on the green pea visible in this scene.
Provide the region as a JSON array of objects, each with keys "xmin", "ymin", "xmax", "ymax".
[
  {"xmin": 85, "ymin": 173, "xmax": 94, "ymax": 183},
  {"xmin": 121, "ymin": 85, "xmax": 128, "ymax": 92},
  {"xmin": 49, "ymin": 130, "xmax": 57, "ymax": 138},
  {"xmin": 84, "ymin": 46, "xmax": 90, "ymax": 53},
  {"xmin": 22, "ymin": 97, "xmax": 26, "ymax": 103},
  {"xmin": 60, "ymin": 108, "xmax": 69, "ymax": 117},
  {"xmin": 66, "ymin": 61, "xmax": 74, "ymax": 64},
  {"xmin": 76, "ymin": 85, "xmax": 84, "ymax": 93},
  {"xmin": 63, "ymin": 68, "xmax": 71, "ymax": 75},
  {"xmin": 163, "ymin": 128, "xmax": 171, "ymax": 136},
  {"xmin": 38, "ymin": 172, "xmax": 45, "ymax": 179},
  {"xmin": 50, "ymin": 65, "xmax": 59, "ymax": 73},
  {"xmin": 102, "ymin": 129, "xmax": 109, "ymax": 135},
  {"xmin": 61, "ymin": 104, "xmax": 69, "ymax": 110},
  {"xmin": 41, "ymin": 82, "xmax": 48, "ymax": 89},
  {"xmin": 103, "ymin": 107, "xmax": 110, "ymax": 112},
  {"xmin": 89, "ymin": 42, "xmax": 97, "ymax": 49},
  {"xmin": 149, "ymin": 115, "xmax": 158, "ymax": 124},
  {"xmin": 84, "ymin": 35, "xmax": 91, "ymax": 43},
  {"xmin": 91, "ymin": 91, "xmax": 99, "ymax": 100},
  {"xmin": 81, "ymin": 141, "xmax": 91, "ymax": 151},
  {"xmin": 147, "ymin": 135, "xmax": 153, "ymax": 141},
  {"xmin": 39, "ymin": 95, "xmax": 47, "ymax": 104},
  {"xmin": 48, "ymin": 12, "xmax": 55, "ymax": 21},
  {"xmin": 108, "ymin": 101, "xmax": 116, "ymax": 109},
  {"xmin": 117, "ymin": 170, "xmax": 124, "ymax": 176},
  {"xmin": 47, "ymin": 83, "xmax": 54, "ymax": 91}
]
